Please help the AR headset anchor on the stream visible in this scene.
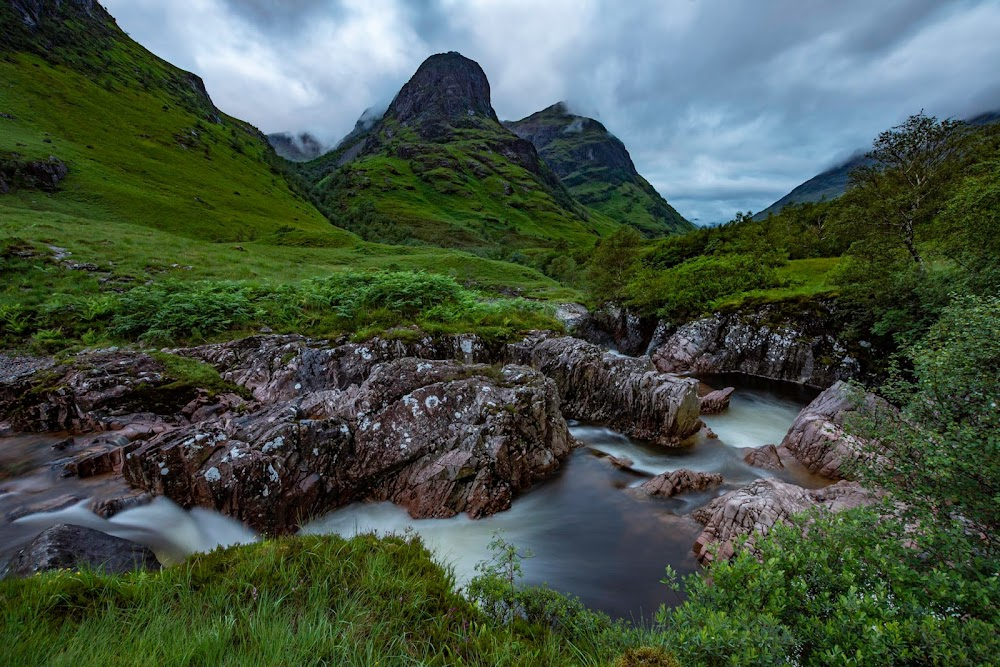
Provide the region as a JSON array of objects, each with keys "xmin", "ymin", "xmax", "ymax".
[{"xmin": 0, "ymin": 374, "xmax": 820, "ymax": 619}]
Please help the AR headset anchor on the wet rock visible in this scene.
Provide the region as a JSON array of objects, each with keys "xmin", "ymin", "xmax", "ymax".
[
  {"xmin": 606, "ymin": 455, "xmax": 634, "ymax": 470},
  {"xmin": 124, "ymin": 358, "xmax": 570, "ymax": 533},
  {"xmin": 3, "ymin": 524, "xmax": 160, "ymax": 576},
  {"xmin": 0, "ymin": 350, "xmax": 199, "ymax": 432},
  {"xmin": 64, "ymin": 435, "xmax": 138, "ymax": 478},
  {"xmin": 778, "ymin": 381, "xmax": 882, "ymax": 479},
  {"xmin": 178, "ymin": 334, "xmax": 500, "ymax": 404},
  {"xmin": 742, "ymin": 444, "xmax": 784, "ymax": 470},
  {"xmin": 636, "ymin": 469, "xmax": 723, "ymax": 498},
  {"xmin": 90, "ymin": 491, "xmax": 153, "ymax": 518},
  {"xmin": 651, "ymin": 304, "xmax": 860, "ymax": 388},
  {"xmin": 691, "ymin": 478, "xmax": 873, "ymax": 563},
  {"xmin": 699, "ymin": 387, "xmax": 734, "ymax": 414},
  {"xmin": 506, "ymin": 334, "xmax": 701, "ymax": 446},
  {"xmin": 6, "ymin": 494, "xmax": 83, "ymax": 521},
  {"xmin": 570, "ymin": 306, "xmax": 659, "ymax": 356}
]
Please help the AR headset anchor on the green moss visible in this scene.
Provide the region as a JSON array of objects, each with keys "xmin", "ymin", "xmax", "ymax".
[{"xmin": 148, "ymin": 351, "xmax": 248, "ymax": 399}]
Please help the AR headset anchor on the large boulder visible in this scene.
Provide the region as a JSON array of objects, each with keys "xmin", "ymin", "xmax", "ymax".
[
  {"xmin": 3, "ymin": 524, "xmax": 160, "ymax": 576},
  {"xmin": 506, "ymin": 334, "xmax": 701, "ymax": 445},
  {"xmin": 651, "ymin": 304, "xmax": 860, "ymax": 388},
  {"xmin": 124, "ymin": 358, "xmax": 571, "ymax": 533},
  {"xmin": 699, "ymin": 387, "xmax": 734, "ymax": 415},
  {"xmin": 691, "ymin": 478, "xmax": 873, "ymax": 563},
  {"xmin": 635, "ymin": 469, "xmax": 723, "ymax": 498},
  {"xmin": 777, "ymin": 380, "xmax": 881, "ymax": 479},
  {"xmin": 742, "ymin": 444, "xmax": 784, "ymax": 470}
]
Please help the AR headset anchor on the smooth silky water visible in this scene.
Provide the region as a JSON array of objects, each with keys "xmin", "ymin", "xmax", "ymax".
[{"xmin": 0, "ymin": 375, "xmax": 819, "ymax": 619}]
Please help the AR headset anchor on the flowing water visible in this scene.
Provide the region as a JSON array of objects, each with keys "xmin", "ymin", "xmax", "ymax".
[{"xmin": 0, "ymin": 374, "xmax": 821, "ymax": 619}]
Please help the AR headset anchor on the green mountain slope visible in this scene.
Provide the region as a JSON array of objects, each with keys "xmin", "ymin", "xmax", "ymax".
[
  {"xmin": 296, "ymin": 53, "xmax": 619, "ymax": 255},
  {"xmin": 0, "ymin": 2, "xmax": 575, "ymax": 312},
  {"xmin": 506, "ymin": 102, "xmax": 692, "ymax": 236},
  {"xmin": 0, "ymin": 0, "xmax": 352, "ymax": 246}
]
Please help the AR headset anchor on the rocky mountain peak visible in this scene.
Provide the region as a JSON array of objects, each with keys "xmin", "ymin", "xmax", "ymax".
[
  {"xmin": 385, "ymin": 51, "xmax": 500, "ymax": 139},
  {"xmin": 9, "ymin": 0, "xmax": 107, "ymax": 30}
]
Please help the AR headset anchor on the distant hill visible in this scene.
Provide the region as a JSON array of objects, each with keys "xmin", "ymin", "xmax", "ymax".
[
  {"xmin": 506, "ymin": 102, "xmax": 692, "ymax": 236},
  {"xmin": 755, "ymin": 109, "xmax": 1000, "ymax": 220},
  {"xmin": 267, "ymin": 132, "xmax": 326, "ymax": 162},
  {"xmin": 295, "ymin": 52, "xmax": 619, "ymax": 251}
]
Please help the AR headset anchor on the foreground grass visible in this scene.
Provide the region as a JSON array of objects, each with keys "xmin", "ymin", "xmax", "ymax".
[{"xmin": 0, "ymin": 534, "xmax": 646, "ymax": 667}]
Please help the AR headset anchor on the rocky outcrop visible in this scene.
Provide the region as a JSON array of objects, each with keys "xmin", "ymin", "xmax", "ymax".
[
  {"xmin": 0, "ymin": 350, "xmax": 202, "ymax": 432},
  {"xmin": 651, "ymin": 303, "xmax": 860, "ymax": 388},
  {"xmin": 777, "ymin": 380, "xmax": 880, "ymax": 479},
  {"xmin": 699, "ymin": 387, "xmax": 734, "ymax": 415},
  {"xmin": 506, "ymin": 334, "xmax": 701, "ymax": 445},
  {"xmin": 636, "ymin": 469, "xmax": 723, "ymax": 498},
  {"xmin": 0, "ymin": 155, "xmax": 68, "ymax": 194},
  {"xmin": 178, "ymin": 334, "xmax": 499, "ymax": 404},
  {"xmin": 2, "ymin": 524, "xmax": 160, "ymax": 576},
  {"xmin": 742, "ymin": 444, "xmax": 784, "ymax": 470},
  {"xmin": 691, "ymin": 478, "xmax": 873, "ymax": 562},
  {"xmin": 569, "ymin": 306, "xmax": 660, "ymax": 357},
  {"xmin": 123, "ymin": 358, "xmax": 571, "ymax": 533}
]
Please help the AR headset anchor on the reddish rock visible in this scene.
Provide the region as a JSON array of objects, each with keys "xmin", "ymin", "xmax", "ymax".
[
  {"xmin": 742, "ymin": 444, "xmax": 784, "ymax": 470},
  {"xmin": 506, "ymin": 333, "xmax": 701, "ymax": 446},
  {"xmin": 636, "ymin": 468, "xmax": 723, "ymax": 498},
  {"xmin": 124, "ymin": 359, "xmax": 571, "ymax": 533},
  {"xmin": 691, "ymin": 478, "xmax": 874, "ymax": 563},
  {"xmin": 699, "ymin": 387, "xmax": 734, "ymax": 414}
]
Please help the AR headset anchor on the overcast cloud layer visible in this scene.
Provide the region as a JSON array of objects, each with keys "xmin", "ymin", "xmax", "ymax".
[{"xmin": 104, "ymin": 0, "xmax": 1000, "ymax": 224}]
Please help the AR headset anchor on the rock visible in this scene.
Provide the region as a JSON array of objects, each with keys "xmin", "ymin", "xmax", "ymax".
[
  {"xmin": 123, "ymin": 358, "xmax": 571, "ymax": 533},
  {"xmin": 63, "ymin": 435, "xmax": 138, "ymax": 478},
  {"xmin": 0, "ymin": 350, "xmax": 199, "ymax": 432},
  {"xmin": 0, "ymin": 155, "xmax": 68, "ymax": 193},
  {"xmin": 699, "ymin": 387, "xmax": 734, "ymax": 414},
  {"xmin": 742, "ymin": 444, "xmax": 784, "ymax": 470},
  {"xmin": 690, "ymin": 478, "xmax": 873, "ymax": 563},
  {"xmin": 3, "ymin": 524, "xmax": 160, "ymax": 576},
  {"xmin": 553, "ymin": 303, "xmax": 589, "ymax": 330},
  {"xmin": 569, "ymin": 306, "xmax": 660, "ymax": 357},
  {"xmin": 598, "ymin": 454, "xmax": 634, "ymax": 470},
  {"xmin": 178, "ymin": 334, "xmax": 500, "ymax": 404},
  {"xmin": 90, "ymin": 491, "xmax": 153, "ymax": 518},
  {"xmin": 6, "ymin": 494, "xmax": 83, "ymax": 521},
  {"xmin": 506, "ymin": 334, "xmax": 701, "ymax": 446},
  {"xmin": 778, "ymin": 381, "xmax": 882, "ymax": 479},
  {"xmin": 636, "ymin": 469, "xmax": 723, "ymax": 498},
  {"xmin": 704, "ymin": 427, "xmax": 718, "ymax": 439},
  {"xmin": 651, "ymin": 303, "xmax": 861, "ymax": 388}
]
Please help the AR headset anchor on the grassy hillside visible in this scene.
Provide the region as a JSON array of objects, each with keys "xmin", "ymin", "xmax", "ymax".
[
  {"xmin": 507, "ymin": 103, "xmax": 693, "ymax": 237},
  {"xmin": 302, "ymin": 120, "xmax": 619, "ymax": 255}
]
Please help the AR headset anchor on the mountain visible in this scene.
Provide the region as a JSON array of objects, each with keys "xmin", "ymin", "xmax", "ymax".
[
  {"xmin": 505, "ymin": 102, "xmax": 692, "ymax": 236},
  {"xmin": 755, "ymin": 109, "xmax": 1000, "ymax": 220},
  {"xmin": 297, "ymin": 52, "xmax": 619, "ymax": 251},
  {"xmin": 267, "ymin": 131, "xmax": 325, "ymax": 162},
  {"xmin": 753, "ymin": 153, "xmax": 871, "ymax": 220},
  {"xmin": 0, "ymin": 0, "xmax": 351, "ymax": 246}
]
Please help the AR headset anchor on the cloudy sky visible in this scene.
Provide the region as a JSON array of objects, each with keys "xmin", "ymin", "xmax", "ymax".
[{"xmin": 104, "ymin": 0, "xmax": 1000, "ymax": 224}]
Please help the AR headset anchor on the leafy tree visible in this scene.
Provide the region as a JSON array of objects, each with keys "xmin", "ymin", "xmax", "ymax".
[
  {"xmin": 587, "ymin": 227, "xmax": 643, "ymax": 304},
  {"xmin": 845, "ymin": 112, "xmax": 963, "ymax": 269}
]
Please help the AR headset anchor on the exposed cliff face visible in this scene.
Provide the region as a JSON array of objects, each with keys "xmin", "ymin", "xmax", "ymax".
[
  {"xmin": 385, "ymin": 52, "xmax": 499, "ymax": 140},
  {"xmin": 651, "ymin": 303, "xmax": 861, "ymax": 388},
  {"xmin": 506, "ymin": 102, "xmax": 692, "ymax": 236}
]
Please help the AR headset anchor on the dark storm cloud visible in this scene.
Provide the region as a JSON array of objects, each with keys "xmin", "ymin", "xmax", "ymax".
[{"xmin": 103, "ymin": 0, "xmax": 1000, "ymax": 224}]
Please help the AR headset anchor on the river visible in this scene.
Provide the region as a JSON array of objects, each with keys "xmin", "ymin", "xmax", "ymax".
[{"xmin": 0, "ymin": 374, "xmax": 820, "ymax": 619}]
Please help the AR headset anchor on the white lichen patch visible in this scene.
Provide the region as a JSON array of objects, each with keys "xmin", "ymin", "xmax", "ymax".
[
  {"xmin": 424, "ymin": 395, "xmax": 441, "ymax": 410},
  {"xmin": 204, "ymin": 467, "xmax": 222, "ymax": 483},
  {"xmin": 267, "ymin": 463, "xmax": 280, "ymax": 484},
  {"xmin": 262, "ymin": 436, "xmax": 285, "ymax": 453}
]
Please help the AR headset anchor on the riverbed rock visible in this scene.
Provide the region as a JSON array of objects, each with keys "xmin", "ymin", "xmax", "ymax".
[
  {"xmin": 570, "ymin": 306, "xmax": 659, "ymax": 356},
  {"xmin": 742, "ymin": 444, "xmax": 784, "ymax": 470},
  {"xmin": 636, "ymin": 469, "xmax": 723, "ymax": 498},
  {"xmin": 699, "ymin": 387, "xmax": 734, "ymax": 415},
  {"xmin": 123, "ymin": 358, "xmax": 571, "ymax": 533},
  {"xmin": 2, "ymin": 524, "xmax": 160, "ymax": 576},
  {"xmin": 690, "ymin": 478, "xmax": 873, "ymax": 563},
  {"xmin": 778, "ymin": 380, "xmax": 882, "ymax": 479},
  {"xmin": 650, "ymin": 303, "xmax": 860, "ymax": 388},
  {"xmin": 0, "ymin": 350, "xmax": 201, "ymax": 432},
  {"xmin": 506, "ymin": 334, "xmax": 701, "ymax": 445},
  {"xmin": 177, "ymin": 334, "xmax": 500, "ymax": 404}
]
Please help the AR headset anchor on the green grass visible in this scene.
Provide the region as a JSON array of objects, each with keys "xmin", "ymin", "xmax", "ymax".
[
  {"xmin": 0, "ymin": 534, "xmax": 647, "ymax": 666},
  {"xmin": 711, "ymin": 257, "xmax": 841, "ymax": 309}
]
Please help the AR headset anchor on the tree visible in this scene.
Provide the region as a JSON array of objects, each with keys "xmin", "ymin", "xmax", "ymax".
[
  {"xmin": 846, "ymin": 112, "xmax": 964, "ymax": 269},
  {"xmin": 587, "ymin": 227, "xmax": 642, "ymax": 304}
]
